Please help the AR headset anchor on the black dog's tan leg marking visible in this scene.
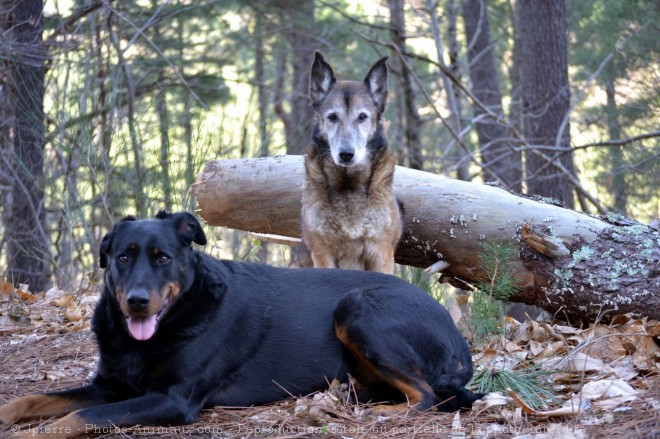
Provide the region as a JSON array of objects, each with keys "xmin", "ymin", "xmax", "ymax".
[
  {"xmin": 10, "ymin": 412, "xmax": 88, "ymax": 439},
  {"xmin": 0, "ymin": 384, "xmax": 120, "ymax": 438},
  {"xmin": 0, "ymin": 395, "xmax": 81, "ymax": 425},
  {"xmin": 0, "ymin": 395, "xmax": 91, "ymax": 439},
  {"xmin": 335, "ymin": 323, "xmax": 436, "ymax": 413}
]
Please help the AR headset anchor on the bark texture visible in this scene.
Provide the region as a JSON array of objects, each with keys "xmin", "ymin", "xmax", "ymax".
[
  {"xmin": 191, "ymin": 156, "xmax": 660, "ymax": 322},
  {"xmin": 462, "ymin": 0, "xmax": 522, "ymax": 191},
  {"xmin": 518, "ymin": 0, "xmax": 575, "ymax": 207},
  {"xmin": 388, "ymin": 0, "xmax": 424, "ymax": 170},
  {"xmin": 2, "ymin": 0, "xmax": 52, "ymax": 291}
]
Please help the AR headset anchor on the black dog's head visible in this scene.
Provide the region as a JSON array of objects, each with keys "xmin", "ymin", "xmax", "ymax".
[{"xmin": 99, "ymin": 211, "xmax": 207, "ymax": 341}]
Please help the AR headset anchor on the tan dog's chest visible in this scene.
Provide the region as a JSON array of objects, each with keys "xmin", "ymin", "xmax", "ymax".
[{"xmin": 304, "ymin": 193, "xmax": 398, "ymax": 242}]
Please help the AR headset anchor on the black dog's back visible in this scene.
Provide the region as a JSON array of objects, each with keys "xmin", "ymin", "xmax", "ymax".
[{"xmin": 198, "ymin": 260, "xmax": 478, "ymax": 410}]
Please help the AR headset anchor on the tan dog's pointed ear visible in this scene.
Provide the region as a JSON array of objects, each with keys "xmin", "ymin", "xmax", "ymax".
[
  {"xmin": 309, "ymin": 51, "xmax": 336, "ymax": 111},
  {"xmin": 364, "ymin": 56, "xmax": 389, "ymax": 114},
  {"xmin": 382, "ymin": 119, "xmax": 391, "ymax": 135}
]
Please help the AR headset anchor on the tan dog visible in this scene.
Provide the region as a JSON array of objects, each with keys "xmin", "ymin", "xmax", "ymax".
[{"xmin": 303, "ymin": 52, "xmax": 402, "ymax": 274}]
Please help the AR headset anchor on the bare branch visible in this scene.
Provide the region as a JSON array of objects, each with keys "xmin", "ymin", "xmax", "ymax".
[{"xmin": 573, "ymin": 130, "xmax": 660, "ymax": 150}]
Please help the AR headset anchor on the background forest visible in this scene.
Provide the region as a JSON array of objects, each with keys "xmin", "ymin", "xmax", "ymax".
[{"xmin": 0, "ymin": 0, "xmax": 658, "ymax": 292}]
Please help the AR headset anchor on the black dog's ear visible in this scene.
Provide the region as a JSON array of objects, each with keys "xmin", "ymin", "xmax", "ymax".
[
  {"xmin": 171, "ymin": 212, "xmax": 207, "ymax": 246},
  {"xmin": 363, "ymin": 56, "xmax": 388, "ymax": 114},
  {"xmin": 99, "ymin": 231, "xmax": 113, "ymax": 269},
  {"xmin": 99, "ymin": 216, "xmax": 136, "ymax": 268},
  {"xmin": 309, "ymin": 51, "xmax": 336, "ymax": 111}
]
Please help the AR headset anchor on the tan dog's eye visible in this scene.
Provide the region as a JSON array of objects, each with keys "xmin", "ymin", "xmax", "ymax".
[
  {"xmin": 327, "ymin": 113, "xmax": 338, "ymax": 122},
  {"xmin": 358, "ymin": 113, "xmax": 368, "ymax": 121}
]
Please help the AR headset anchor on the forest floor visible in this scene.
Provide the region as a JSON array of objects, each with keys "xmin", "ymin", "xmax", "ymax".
[{"xmin": 1, "ymin": 285, "xmax": 658, "ymax": 438}]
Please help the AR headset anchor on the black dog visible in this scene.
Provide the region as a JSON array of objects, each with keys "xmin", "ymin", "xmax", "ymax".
[{"xmin": 0, "ymin": 212, "xmax": 481, "ymax": 437}]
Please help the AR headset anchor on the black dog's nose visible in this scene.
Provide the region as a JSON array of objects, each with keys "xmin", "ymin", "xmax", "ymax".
[
  {"xmin": 338, "ymin": 150, "xmax": 354, "ymax": 163},
  {"xmin": 127, "ymin": 289, "xmax": 151, "ymax": 311}
]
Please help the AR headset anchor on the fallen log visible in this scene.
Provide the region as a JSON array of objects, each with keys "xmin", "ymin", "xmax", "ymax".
[{"xmin": 191, "ymin": 156, "xmax": 659, "ymax": 322}]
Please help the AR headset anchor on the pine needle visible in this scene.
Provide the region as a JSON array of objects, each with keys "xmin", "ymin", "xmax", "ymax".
[{"xmin": 469, "ymin": 366, "xmax": 554, "ymax": 410}]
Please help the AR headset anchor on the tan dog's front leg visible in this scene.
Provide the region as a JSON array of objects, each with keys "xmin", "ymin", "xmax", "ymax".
[
  {"xmin": 304, "ymin": 233, "xmax": 337, "ymax": 269},
  {"xmin": 365, "ymin": 242, "xmax": 395, "ymax": 275}
]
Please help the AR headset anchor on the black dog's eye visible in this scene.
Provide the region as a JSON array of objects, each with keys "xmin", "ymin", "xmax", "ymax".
[
  {"xmin": 327, "ymin": 113, "xmax": 338, "ymax": 122},
  {"xmin": 358, "ymin": 113, "xmax": 368, "ymax": 121},
  {"xmin": 157, "ymin": 255, "xmax": 171, "ymax": 266},
  {"xmin": 117, "ymin": 255, "xmax": 129, "ymax": 264}
]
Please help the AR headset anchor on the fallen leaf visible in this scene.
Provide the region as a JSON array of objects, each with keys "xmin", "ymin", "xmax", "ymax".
[
  {"xmin": 553, "ymin": 352, "xmax": 609, "ymax": 373},
  {"xmin": 0, "ymin": 282, "xmax": 14, "ymax": 296},
  {"xmin": 16, "ymin": 289, "xmax": 37, "ymax": 301},
  {"xmin": 580, "ymin": 379, "xmax": 638, "ymax": 399},
  {"xmin": 474, "ymin": 392, "xmax": 510, "ymax": 409}
]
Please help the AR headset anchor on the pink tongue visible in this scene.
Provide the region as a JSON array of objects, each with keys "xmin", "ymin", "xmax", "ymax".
[{"xmin": 127, "ymin": 315, "xmax": 157, "ymax": 340}]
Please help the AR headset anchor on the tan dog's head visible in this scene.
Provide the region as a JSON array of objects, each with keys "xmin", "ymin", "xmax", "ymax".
[{"xmin": 309, "ymin": 52, "xmax": 388, "ymax": 167}]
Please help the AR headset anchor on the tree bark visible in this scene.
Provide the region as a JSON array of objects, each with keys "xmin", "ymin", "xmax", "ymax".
[
  {"xmin": 462, "ymin": 0, "xmax": 522, "ymax": 191},
  {"xmin": 2, "ymin": 0, "xmax": 52, "ymax": 291},
  {"xmin": 604, "ymin": 76, "xmax": 627, "ymax": 214},
  {"xmin": 273, "ymin": 0, "xmax": 315, "ymax": 155},
  {"xmin": 388, "ymin": 0, "xmax": 424, "ymax": 170},
  {"xmin": 518, "ymin": 0, "xmax": 575, "ymax": 208},
  {"xmin": 426, "ymin": 0, "xmax": 470, "ymax": 181},
  {"xmin": 153, "ymin": 0, "xmax": 172, "ymax": 211},
  {"xmin": 191, "ymin": 156, "xmax": 660, "ymax": 323}
]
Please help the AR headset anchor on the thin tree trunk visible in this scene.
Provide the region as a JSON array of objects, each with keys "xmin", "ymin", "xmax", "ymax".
[
  {"xmin": 255, "ymin": 7, "xmax": 269, "ymax": 263},
  {"xmin": 388, "ymin": 0, "xmax": 424, "ymax": 170},
  {"xmin": 108, "ymin": 6, "xmax": 146, "ymax": 217},
  {"xmin": 176, "ymin": 3, "xmax": 195, "ymax": 212},
  {"xmin": 605, "ymin": 77, "xmax": 627, "ymax": 214},
  {"xmin": 462, "ymin": 0, "xmax": 522, "ymax": 191},
  {"xmin": 426, "ymin": 0, "xmax": 470, "ymax": 181},
  {"xmin": 517, "ymin": 0, "xmax": 575, "ymax": 207},
  {"xmin": 255, "ymin": 7, "xmax": 268, "ymax": 159},
  {"xmin": 152, "ymin": 0, "xmax": 172, "ymax": 211},
  {"xmin": 274, "ymin": 0, "xmax": 315, "ymax": 155},
  {"xmin": 508, "ymin": 0, "xmax": 523, "ymax": 180}
]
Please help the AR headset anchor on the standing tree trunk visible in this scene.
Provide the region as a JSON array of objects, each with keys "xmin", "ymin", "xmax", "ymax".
[
  {"xmin": 153, "ymin": 0, "xmax": 172, "ymax": 211},
  {"xmin": 254, "ymin": 6, "xmax": 269, "ymax": 159},
  {"xmin": 388, "ymin": 0, "xmax": 424, "ymax": 170},
  {"xmin": 604, "ymin": 76, "xmax": 627, "ymax": 214},
  {"xmin": 254, "ymin": 5, "xmax": 269, "ymax": 263},
  {"xmin": 108, "ymin": 6, "xmax": 146, "ymax": 217},
  {"xmin": 508, "ymin": 0, "xmax": 524, "ymax": 173},
  {"xmin": 1, "ymin": 0, "xmax": 51, "ymax": 291},
  {"xmin": 462, "ymin": 0, "xmax": 522, "ymax": 191},
  {"xmin": 426, "ymin": 0, "xmax": 470, "ymax": 181},
  {"xmin": 273, "ymin": 0, "xmax": 315, "ymax": 155},
  {"xmin": 517, "ymin": 0, "xmax": 575, "ymax": 208}
]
